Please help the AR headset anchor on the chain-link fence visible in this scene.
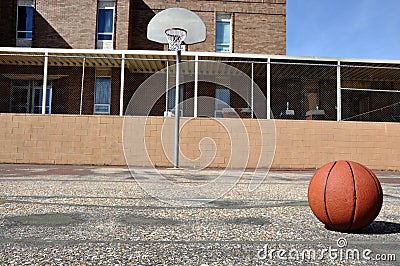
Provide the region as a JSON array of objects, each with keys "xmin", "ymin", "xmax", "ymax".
[
  {"xmin": 195, "ymin": 59, "xmax": 267, "ymax": 119},
  {"xmin": 270, "ymin": 61, "xmax": 337, "ymax": 120},
  {"xmin": 341, "ymin": 63, "xmax": 400, "ymax": 122},
  {"xmin": 0, "ymin": 51, "xmax": 399, "ymax": 122},
  {"xmin": 0, "ymin": 54, "xmax": 46, "ymax": 114}
]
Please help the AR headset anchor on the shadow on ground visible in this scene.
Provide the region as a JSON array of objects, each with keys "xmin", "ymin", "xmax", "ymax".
[
  {"xmin": 354, "ymin": 221, "xmax": 400, "ymax": 235},
  {"xmin": 324, "ymin": 221, "xmax": 400, "ymax": 234}
]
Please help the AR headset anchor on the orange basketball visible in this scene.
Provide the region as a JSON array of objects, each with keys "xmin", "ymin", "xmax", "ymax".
[{"xmin": 308, "ymin": 160, "xmax": 383, "ymax": 232}]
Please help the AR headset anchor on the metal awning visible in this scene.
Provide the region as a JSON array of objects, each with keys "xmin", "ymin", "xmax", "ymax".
[
  {"xmin": 1, "ymin": 73, "xmax": 68, "ymax": 80},
  {"xmin": 0, "ymin": 48, "xmax": 399, "ymax": 80}
]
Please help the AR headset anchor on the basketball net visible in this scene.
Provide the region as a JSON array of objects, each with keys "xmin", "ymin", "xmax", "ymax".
[{"xmin": 165, "ymin": 28, "xmax": 187, "ymax": 51}]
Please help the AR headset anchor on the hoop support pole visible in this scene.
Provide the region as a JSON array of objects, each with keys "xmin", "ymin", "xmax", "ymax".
[{"xmin": 173, "ymin": 50, "xmax": 181, "ymax": 168}]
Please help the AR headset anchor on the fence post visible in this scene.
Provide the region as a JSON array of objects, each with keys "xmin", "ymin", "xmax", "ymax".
[
  {"xmin": 119, "ymin": 54, "xmax": 125, "ymax": 116},
  {"xmin": 165, "ymin": 60, "xmax": 169, "ymax": 114},
  {"xmin": 266, "ymin": 58, "xmax": 271, "ymax": 119},
  {"xmin": 251, "ymin": 62, "xmax": 254, "ymax": 118},
  {"xmin": 41, "ymin": 52, "xmax": 49, "ymax": 114},
  {"xmin": 337, "ymin": 61, "xmax": 341, "ymax": 121},
  {"xmin": 79, "ymin": 57, "xmax": 86, "ymax": 115},
  {"xmin": 194, "ymin": 55, "xmax": 199, "ymax": 117}
]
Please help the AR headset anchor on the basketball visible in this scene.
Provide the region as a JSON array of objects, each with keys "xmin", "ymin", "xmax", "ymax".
[{"xmin": 308, "ymin": 160, "xmax": 383, "ymax": 232}]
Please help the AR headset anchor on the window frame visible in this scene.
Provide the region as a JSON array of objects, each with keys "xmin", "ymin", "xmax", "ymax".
[
  {"xmin": 96, "ymin": 0, "xmax": 115, "ymax": 49},
  {"xmin": 16, "ymin": 0, "xmax": 34, "ymax": 45},
  {"xmin": 94, "ymin": 76, "xmax": 112, "ymax": 114},
  {"xmin": 10, "ymin": 80, "xmax": 52, "ymax": 114},
  {"xmin": 215, "ymin": 12, "xmax": 232, "ymax": 53},
  {"xmin": 214, "ymin": 86, "xmax": 231, "ymax": 117}
]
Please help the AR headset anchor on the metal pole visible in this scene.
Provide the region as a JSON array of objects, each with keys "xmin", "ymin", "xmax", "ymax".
[
  {"xmin": 79, "ymin": 57, "xmax": 86, "ymax": 115},
  {"xmin": 337, "ymin": 61, "xmax": 341, "ymax": 121},
  {"xmin": 251, "ymin": 62, "xmax": 254, "ymax": 118},
  {"xmin": 165, "ymin": 61, "xmax": 169, "ymax": 114},
  {"xmin": 266, "ymin": 58, "xmax": 271, "ymax": 119},
  {"xmin": 173, "ymin": 50, "xmax": 181, "ymax": 168},
  {"xmin": 119, "ymin": 54, "xmax": 125, "ymax": 116},
  {"xmin": 41, "ymin": 52, "xmax": 48, "ymax": 114},
  {"xmin": 194, "ymin": 55, "xmax": 199, "ymax": 117}
]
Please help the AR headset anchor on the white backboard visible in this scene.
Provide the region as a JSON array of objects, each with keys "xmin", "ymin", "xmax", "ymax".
[{"xmin": 147, "ymin": 8, "xmax": 206, "ymax": 45}]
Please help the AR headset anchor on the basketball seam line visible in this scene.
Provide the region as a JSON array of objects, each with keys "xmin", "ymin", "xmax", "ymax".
[
  {"xmin": 323, "ymin": 161, "xmax": 337, "ymax": 230},
  {"xmin": 346, "ymin": 161, "xmax": 357, "ymax": 231},
  {"xmin": 366, "ymin": 167, "xmax": 383, "ymax": 212},
  {"xmin": 367, "ymin": 168, "xmax": 382, "ymax": 197}
]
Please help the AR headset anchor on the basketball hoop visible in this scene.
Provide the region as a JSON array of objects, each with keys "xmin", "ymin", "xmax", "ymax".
[
  {"xmin": 165, "ymin": 28, "xmax": 187, "ymax": 51},
  {"xmin": 147, "ymin": 8, "xmax": 206, "ymax": 169}
]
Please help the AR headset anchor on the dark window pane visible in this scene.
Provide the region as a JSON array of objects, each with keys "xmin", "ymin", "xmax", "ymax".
[
  {"xmin": 98, "ymin": 34, "xmax": 112, "ymax": 40},
  {"xmin": 33, "ymin": 88, "xmax": 52, "ymax": 114},
  {"xmin": 17, "ymin": 32, "xmax": 32, "ymax": 39},
  {"xmin": 11, "ymin": 88, "xmax": 28, "ymax": 113},
  {"xmin": 98, "ymin": 9, "xmax": 114, "ymax": 34},
  {"xmin": 167, "ymin": 87, "xmax": 184, "ymax": 111},
  {"xmin": 12, "ymin": 88, "xmax": 28, "ymax": 106},
  {"xmin": 94, "ymin": 105, "xmax": 110, "ymax": 114},
  {"xmin": 215, "ymin": 88, "xmax": 230, "ymax": 105},
  {"xmin": 95, "ymin": 78, "xmax": 111, "ymax": 104},
  {"xmin": 17, "ymin": 6, "xmax": 33, "ymax": 32},
  {"xmin": 216, "ymin": 45, "xmax": 230, "ymax": 52}
]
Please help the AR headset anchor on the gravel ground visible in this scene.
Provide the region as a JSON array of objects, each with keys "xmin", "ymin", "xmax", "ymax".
[{"xmin": 0, "ymin": 164, "xmax": 399, "ymax": 265}]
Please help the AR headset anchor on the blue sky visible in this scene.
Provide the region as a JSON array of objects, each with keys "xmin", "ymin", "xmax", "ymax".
[{"xmin": 287, "ymin": 0, "xmax": 400, "ymax": 59}]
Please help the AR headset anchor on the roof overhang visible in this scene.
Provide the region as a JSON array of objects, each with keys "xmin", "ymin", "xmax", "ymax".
[{"xmin": 0, "ymin": 47, "xmax": 399, "ymax": 79}]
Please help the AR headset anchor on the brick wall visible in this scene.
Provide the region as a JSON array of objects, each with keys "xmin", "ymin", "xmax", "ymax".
[
  {"xmin": 189, "ymin": 11, "xmax": 217, "ymax": 53},
  {"xmin": 129, "ymin": 8, "xmax": 163, "ymax": 50},
  {"xmin": 34, "ymin": 0, "xmax": 97, "ymax": 48},
  {"xmin": 0, "ymin": 1, "xmax": 17, "ymax": 47},
  {"xmin": 234, "ymin": 12, "xmax": 286, "ymax": 54},
  {"xmin": 0, "ymin": 77, "xmax": 11, "ymax": 113},
  {"xmin": 0, "ymin": 114, "xmax": 124, "ymax": 165},
  {"xmin": 1, "ymin": 113, "xmax": 400, "ymax": 171},
  {"xmin": 273, "ymin": 120, "xmax": 400, "ymax": 170},
  {"xmin": 115, "ymin": 0, "xmax": 131, "ymax": 50},
  {"xmin": 1, "ymin": 0, "xmax": 286, "ymax": 54},
  {"xmin": 135, "ymin": 0, "xmax": 287, "ymax": 54},
  {"xmin": 49, "ymin": 66, "xmax": 94, "ymax": 114}
]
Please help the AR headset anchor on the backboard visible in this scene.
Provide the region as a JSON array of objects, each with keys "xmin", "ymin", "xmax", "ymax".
[{"xmin": 147, "ymin": 8, "xmax": 206, "ymax": 45}]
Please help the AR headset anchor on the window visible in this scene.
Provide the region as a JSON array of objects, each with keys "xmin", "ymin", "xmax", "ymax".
[
  {"xmin": 215, "ymin": 13, "xmax": 232, "ymax": 52},
  {"xmin": 94, "ymin": 77, "xmax": 111, "ymax": 114},
  {"xmin": 166, "ymin": 87, "xmax": 184, "ymax": 116},
  {"xmin": 97, "ymin": 0, "xmax": 115, "ymax": 49},
  {"xmin": 10, "ymin": 80, "xmax": 52, "ymax": 114},
  {"xmin": 16, "ymin": 0, "xmax": 34, "ymax": 47},
  {"xmin": 215, "ymin": 87, "xmax": 231, "ymax": 117}
]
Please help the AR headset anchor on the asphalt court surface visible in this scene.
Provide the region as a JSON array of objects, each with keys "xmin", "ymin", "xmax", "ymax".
[{"xmin": 0, "ymin": 164, "xmax": 399, "ymax": 265}]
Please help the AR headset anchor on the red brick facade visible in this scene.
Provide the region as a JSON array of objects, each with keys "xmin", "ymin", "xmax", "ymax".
[
  {"xmin": 0, "ymin": 1, "xmax": 17, "ymax": 47},
  {"xmin": 33, "ymin": 0, "xmax": 97, "ymax": 48},
  {"xmin": 0, "ymin": 0, "xmax": 286, "ymax": 54},
  {"xmin": 0, "ymin": 0, "xmax": 286, "ymax": 117}
]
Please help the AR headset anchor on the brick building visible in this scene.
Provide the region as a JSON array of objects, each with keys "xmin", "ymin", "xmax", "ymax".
[
  {"xmin": 0, "ymin": 0, "xmax": 398, "ymax": 122},
  {"xmin": 0, "ymin": 0, "xmax": 286, "ymax": 54},
  {"xmin": 0, "ymin": 0, "xmax": 288, "ymax": 118}
]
